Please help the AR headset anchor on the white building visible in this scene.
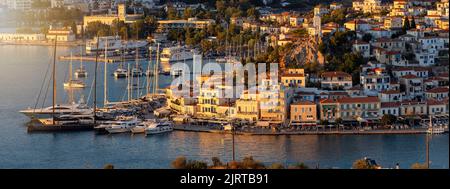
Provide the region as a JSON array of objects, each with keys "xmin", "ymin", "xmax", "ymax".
[
  {"xmin": 352, "ymin": 40, "xmax": 371, "ymax": 58},
  {"xmin": 0, "ymin": 33, "xmax": 46, "ymax": 41},
  {"xmin": 6, "ymin": 0, "xmax": 31, "ymax": 10}
]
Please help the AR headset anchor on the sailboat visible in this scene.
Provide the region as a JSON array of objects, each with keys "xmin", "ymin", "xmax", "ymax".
[
  {"xmin": 114, "ymin": 47, "xmax": 128, "ymax": 78},
  {"xmin": 25, "ymin": 37, "xmax": 95, "ymax": 131},
  {"xmin": 131, "ymin": 49, "xmax": 143, "ymax": 77},
  {"xmin": 64, "ymin": 52, "xmax": 86, "ymax": 88},
  {"xmin": 74, "ymin": 48, "xmax": 87, "ymax": 78}
]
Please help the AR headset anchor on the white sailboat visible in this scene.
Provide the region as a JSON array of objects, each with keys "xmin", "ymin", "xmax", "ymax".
[
  {"xmin": 74, "ymin": 48, "xmax": 87, "ymax": 78},
  {"xmin": 114, "ymin": 47, "xmax": 128, "ymax": 78},
  {"xmin": 64, "ymin": 52, "xmax": 86, "ymax": 88}
]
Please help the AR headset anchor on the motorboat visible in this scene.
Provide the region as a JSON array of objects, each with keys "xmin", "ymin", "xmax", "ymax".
[
  {"xmin": 145, "ymin": 120, "xmax": 173, "ymax": 135},
  {"xmin": 160, "ymin": 46, "xmax": 193, "ymax": 63},
  {"xmin": 131, "ymin": 119, "xmax": 156, "ymax": 134},
  {"xmin": 102, "ymin": 116, "xmax": 140, "ymax": 134},
  {"xmin": 63, "ymin": 80, "xmax": 86, "ymax": 88}
]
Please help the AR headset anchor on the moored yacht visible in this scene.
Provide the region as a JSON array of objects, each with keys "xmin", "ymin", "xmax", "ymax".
[
  {"xmin": 145, "ymin": 120, "xmax": 173, "ymax": 135},
  {"xmin": 63, "ymin": 80, "xmax": 86, "ymax": 88},
  {"xmin": 160, "ymin": 46, "xmax": 193, "ymax": 63},
  {"xmin": 20, "ymin": 100, "xmax": 92, "ymax": 118},
  {"xmin": 131, "ymin": 119, "xmax": 156, "ymax": 134},
  {"xmin": 102, "ymin": 116, "xmax": 140, "ymax": 134}
]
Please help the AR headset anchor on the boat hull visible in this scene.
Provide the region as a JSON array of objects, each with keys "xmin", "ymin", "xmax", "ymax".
[
  {"xmin": 106, "ymin": 128, "xmax": 132, "ymax": 134},
  {"xmin": 131, "ymin": 127, "xmax": 145, "ymax": 134},
  {"xmin": 27, "ymin": 124, "xmax": 94, "ymax": 132}
]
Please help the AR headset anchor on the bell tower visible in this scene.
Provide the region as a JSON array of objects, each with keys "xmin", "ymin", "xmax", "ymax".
[{"xmin": 118, "ymin": 3, "xmax": 126, "ymax": 21}]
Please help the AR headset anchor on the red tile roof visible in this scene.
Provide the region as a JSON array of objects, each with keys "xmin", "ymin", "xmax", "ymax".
[
  {"xmin": 321, "ymin": 71, "xmax": 351, "ymax": 78},
  {"xmin": 292, "ymin": 100, "xmax": 316, "ymax": 106},
  {"xmin": 401, "ymin": 74, "xmax": 418, "ymax": 79},
  {"xmin": 337, "ymin": 97, "xmax": 379, "ymax": 104},
  {"xmin": 381, "ymin": 102, "xmax": 401, "ymax": 108},
  {"xmin": 426, "ymin": 87, "xmax": 449, "ymax": 93},
  {"xmin": 380, "ymin": 90, "xmax": 401, "ymax": 94}
]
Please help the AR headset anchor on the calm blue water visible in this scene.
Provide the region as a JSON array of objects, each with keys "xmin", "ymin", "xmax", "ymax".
[{"xmin": 0, "ymin": 44, "xmax": 448, "ymax": 169}]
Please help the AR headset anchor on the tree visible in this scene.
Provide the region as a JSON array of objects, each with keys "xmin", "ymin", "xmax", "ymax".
[
  {"xmin": 269, "ymin": 163, "xmax": 285, "ymax": 169},
  {"xmin": 241, "ymin": 156, "xmax": 266, "ymax": 169},
  {"xmin": 402, "ymin": 17, "xmax": 410, "ymax": 32},
  {"xmin": 410, "ymin": 17, "xmax": 416, "ymax": 29},
  {"xmin": 167, "ymin": 6, "xmax": 178, "ymax": 19},
  {"xmin": 104, "ymin": 164, "xmax": 114, "ymax": 169},
  {"xmin": 411, "ymin": 163, "xmax": 428, "ymax": 169},
  {"xmin": 381, "ymin": 114, "xmax": 397, "ymax": 126},
  {"xmin": 211, "ymin": 157, "xmax": 223, "ymax": 167},
  {"xmin": 362, "ymin": 33, "xmax": 373, "ymax": 42},
  {"xmin": 289, "ymin": 163, "xmax": 309, "ymax": 169},
  {"xmin": 352, "ymin": 159, "xmax": 376, "ymax": 169},
  {"xmin": 172, "ymin": 156, "xmax": 187, "ymax": 169},
  {"xmin": 186, "ymin": 160, "xmax": 208, "ymax": 169}
]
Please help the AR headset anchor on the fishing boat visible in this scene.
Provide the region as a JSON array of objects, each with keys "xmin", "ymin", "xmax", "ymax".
[
  {"xmin": 103, "ymin": 116, "xmax": 140, "ymax": 134},
  {"xmin": 64, "ymin": 53, "xmax": 86, "ymax": 88},
  {"xmin": 145, "ymin": 120, "xmax": 173, "ymax": 135}
]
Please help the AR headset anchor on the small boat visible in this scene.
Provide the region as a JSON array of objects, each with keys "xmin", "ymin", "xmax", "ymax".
[
  {"xmin": 74, "ymin": 62, "xmax": 87, "ymax": 78},
  {"xmin": 64, "ymin": 80, "xmax": 86, "ymax": 88},
  {"xmin": 75, "ymin": 50, "xmax": 87, "ymax": 78},
  {"xmin": 102, "ymin": 116, "xmax": 139, "ymax": 134},
  {"xmin": 427, "ymin": 126, "xmax": 445, "ymax": 134},
  {"xmin": 145, "ymin": 120, "xmax": 173, "ymax": 135},
  {"xmin": 131, "ymin": 119, "xmax": 156, "ymax": 134},
  {"xmin": 64, "ymin": 54, "xmax": 86, "ymax": 88},
  {"xmin": 114, "ymin": 68, "xmax": 128, "ymax": 78},
  {"xmin": 427, "ymin": 115, "xmax": 446, "ymax": 134}
]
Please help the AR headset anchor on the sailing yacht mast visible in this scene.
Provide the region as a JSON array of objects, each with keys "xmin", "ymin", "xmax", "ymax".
[
  {"xmin": 136, "ymin": 48, "xmax": 140, "ymax": 97},
  {"xmin": 127, "ymin": 63, "xmax": 131, "ymax": 102},
  {"xmin": 69, "ymin": 52, "xmax": 73, "ymax": 82},
  {"xmin": 154, "ymin": 43, "xmax": 160, "ymax": 96},
  {"xmin": 104, "ymin": 38, "xmax": 108, "ymax": 106},
  {"xmin": 52, "ymin": 36, "xmax": 58, "ymax": 125},
  {"xmin": 93, "ymin": 36, "xmax": 100, "ymax": 125},
  {"xmin": 146, "ymin": 48, "xmax": 152, "ymax": 95},
  {"xmin": 426, "ymin": 115, "xmax": 431, "ymax": 168}
]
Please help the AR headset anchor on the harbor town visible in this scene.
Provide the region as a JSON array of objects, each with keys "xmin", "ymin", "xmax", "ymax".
[{"xmin": 0, "ymin": 0, "xmax": 448, "ymax": 169}]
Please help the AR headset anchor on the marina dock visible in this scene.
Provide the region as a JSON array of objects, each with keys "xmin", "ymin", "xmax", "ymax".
[{"xmin": 59, "ymin": 54, "xmax": 151, "ymax": 63}]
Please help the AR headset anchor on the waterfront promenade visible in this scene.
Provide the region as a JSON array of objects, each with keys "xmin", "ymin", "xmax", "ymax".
[{"xmin": 173, "ymin": 124, "xmax": 446, "ymax": 135}]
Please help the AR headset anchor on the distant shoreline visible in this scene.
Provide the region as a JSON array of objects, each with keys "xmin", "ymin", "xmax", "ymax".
[{"xmin": 0, "ymin": 40, "xmax": 84, "ymax": 47}]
